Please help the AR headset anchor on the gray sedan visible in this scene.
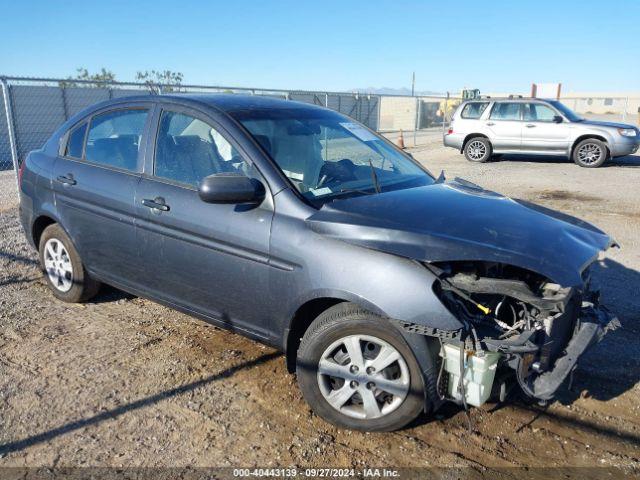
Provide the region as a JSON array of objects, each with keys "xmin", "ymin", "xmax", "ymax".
[{"xmin": 20, "ymin": 94, "xmax": 616, "ymax": 432}]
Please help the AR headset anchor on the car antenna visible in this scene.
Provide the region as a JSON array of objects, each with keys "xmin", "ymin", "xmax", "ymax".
[{"xmin": 368, "ymin": 159, "xmax": 382, "ymax": 194}]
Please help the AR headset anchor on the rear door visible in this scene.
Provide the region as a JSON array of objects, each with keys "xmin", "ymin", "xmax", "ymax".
[
  {"xmin": 521, "ymin": 102, "xmax": 572, "ymax": 152},
  {"xmin": 52, "ymin": 105, "xmax": 152, "ymax": 286},
  {"xmin": 485, "ymin": 102, "xmax": 523, "ymax": 150},
  {"xmin": 135, "ymin": 105, "xmax": 274, "ymax": 338}
]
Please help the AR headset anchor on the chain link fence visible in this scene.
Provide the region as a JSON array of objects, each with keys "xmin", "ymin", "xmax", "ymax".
[{"xmin": 0, "ymin": 76, "xmax": 393, "ymax": 208}]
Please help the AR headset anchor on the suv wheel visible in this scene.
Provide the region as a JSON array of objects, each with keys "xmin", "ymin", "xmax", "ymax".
[
  {"xmin": 296, "ymin": 303, "xmax": 426, "ymax": 431},
  {"xmin": 38, "ymin": 224, "xmax": 101, "ymax": 303},
  {"xmin": 573, "ymin": 139, "xmax": 608, "ymax": 168},
  {"xmin": 464, "ymin": 137, "xmax": 491, "ymax": 162}
]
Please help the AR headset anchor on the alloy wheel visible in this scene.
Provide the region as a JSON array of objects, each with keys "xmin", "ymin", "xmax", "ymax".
[
  {"xmin": 467, "ymin": 140, "xmax": 487, "ymax": 160},
  {"xmin": 577, "ymin": 143, "xmax": 603, "ymax": 165},
  {"xmin": 43, "ymin": 238, "xmax": 73, "ymax": 292},
  {"xmin": 316, "ymin": 334, "xmax": 410, "ymax": 420}
]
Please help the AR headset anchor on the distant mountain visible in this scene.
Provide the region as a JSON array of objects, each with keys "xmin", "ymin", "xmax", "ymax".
[{"xmin": 352, "ymin": 86, "xmax": 446, "ymax": 96}]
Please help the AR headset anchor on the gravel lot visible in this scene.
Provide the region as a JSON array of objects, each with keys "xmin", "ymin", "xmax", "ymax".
[{"xmin": 0, "ymin": 142, "xmax": 639, "ymax": 476}]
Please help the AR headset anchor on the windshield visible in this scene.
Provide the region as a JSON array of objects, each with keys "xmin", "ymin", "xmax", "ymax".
[
  {"xmin": 231, "ymin": 106, "xmax": 433, "ymax": 204},
  {"xmin": 548, "ymin": 100, "xmax": 584, "ymax": 122}
]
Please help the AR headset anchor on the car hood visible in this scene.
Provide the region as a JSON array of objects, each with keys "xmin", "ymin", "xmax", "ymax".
[
  {"xmin": 578, "ymin": 119, "xmax": 637, "ymax": 130},
  {"xmin": 306, "ymin": 179, "xmax": 614, "ymax": 287}
]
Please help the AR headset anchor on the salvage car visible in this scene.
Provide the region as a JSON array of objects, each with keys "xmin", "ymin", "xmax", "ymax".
[
  {"xmin": 19, "ymin": 95, "xmax": 617, "ymax": 431},
  {"xmin": 443, "ymin": 97, "xmax": 640, "ymax": 167}
]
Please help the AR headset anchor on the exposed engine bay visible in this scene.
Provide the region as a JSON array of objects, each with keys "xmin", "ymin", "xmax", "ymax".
[{"xmin": 404, "ymin": 261, "xmax": 619, "ymax": 407}]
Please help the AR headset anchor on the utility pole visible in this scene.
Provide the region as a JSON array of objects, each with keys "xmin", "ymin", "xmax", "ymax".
[{"xmin": 411, "ymin": 72, "xmax": 415, "ymax": 96}]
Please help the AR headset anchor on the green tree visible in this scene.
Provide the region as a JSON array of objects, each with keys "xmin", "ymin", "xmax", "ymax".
[
  {"xmin": 59, "ymin": 68, "xmax": 116, "ymax": 88},
  {"xmin": 136, "ymin": 70, "xmax": 184, "ymax": 94}
]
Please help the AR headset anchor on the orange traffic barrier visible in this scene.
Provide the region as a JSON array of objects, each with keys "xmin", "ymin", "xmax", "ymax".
[{"xmin": 397, "ymin": 129, "xmax": 405, "ymax": 149}]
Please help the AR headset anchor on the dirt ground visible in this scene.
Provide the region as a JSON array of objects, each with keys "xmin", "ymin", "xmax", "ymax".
[{"xmin": 0, "ymin": 142, "xmax": 639, "ymax": 477}]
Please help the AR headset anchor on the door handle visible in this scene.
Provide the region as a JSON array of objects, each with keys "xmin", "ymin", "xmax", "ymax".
[
  {"xmin": 525, "ymin": 124, "xmax": 536, "ymax": 128},
  {"xmin": 142, "ymin": 197, "xmax": 170, "ymax": 212},
  {"xmin": 56, "ymin": 174, "xmax": 77, "ymax": 186},
  {"xmin": 486, "ymin": 122, "xmax": 495, "ymax": 126}
]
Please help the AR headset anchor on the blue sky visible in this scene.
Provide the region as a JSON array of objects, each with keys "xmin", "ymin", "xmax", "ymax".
[{"xmin": 1, "ymin": 0, "xmax": 639, "ymax": 93}]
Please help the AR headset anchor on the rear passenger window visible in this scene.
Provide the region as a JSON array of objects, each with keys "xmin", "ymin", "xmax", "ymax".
[
  {"xmin": 85, "ymin": 109, "xmax": 148, "ymax": 171},
  {"xmin": 490, "ymin": 103, "xmax": 521, "ymax": 121},
  {"xmin": 65, "ymin": 123, "xmax": 87, "ymax": 158},
  {"xmin": 154, "ymin": 111, "xmax": 250, "ymax": 188},
  {"xmin": 460, "ymin": 102, "xmax": 489, "ymax": 119}
]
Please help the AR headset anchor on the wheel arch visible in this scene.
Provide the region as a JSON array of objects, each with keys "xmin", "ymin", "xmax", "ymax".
[
  {"xmin": 461, "ymin": 133, "xmax": 490, "ymax": 153},
  {"xmin": 283, "ymin": 292, "xmax": 392, "ymax": 373},
  {"xmin": 32, "ymin": 214, "xmax": 58, "ymax": 248},
  {"xmin": 571, "ymin": 134, "xmax": 610, "ymax": 159}
]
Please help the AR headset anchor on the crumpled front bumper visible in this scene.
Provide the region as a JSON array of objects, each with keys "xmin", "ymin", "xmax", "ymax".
[
  {"xmin": 479, "ymin": 292, "xmax": 620, "ymax": 401},
  {"xmin": 529, "ymin": 301, "xmax": 620, "ymax": 400}
]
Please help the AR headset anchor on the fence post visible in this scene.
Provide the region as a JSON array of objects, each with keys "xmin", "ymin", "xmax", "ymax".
[
  {"xmin": 413, "ymin": 97, "xmax": 419, "ymax": 146},
  {"xmin": 325, "ymin": 92, "xmax": 329, "ymax": 108},
  {"xmin": 442, "ymin": 93, "xmax": 449, "ymax": 135},
  {"xmin": 376, "ymin": 95, "xmax": 381, "ymax": 132},
  {"xmin": 1, "ymin": 77, "xmax": 20, "ymax": 193},
  {"xmin": 622, "ymin": 96, "xmax": 628, "ymax": 122},
  {"xmin": 60, "ymin": 86, "xmax": 69, "ymax": 120}
]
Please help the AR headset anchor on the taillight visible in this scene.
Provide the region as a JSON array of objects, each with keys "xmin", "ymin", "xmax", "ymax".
[
  {"xmin": 18, "ymin": 159, "xmax": 26, "ymax": 188},
  {"xmin": 447, "ymin": 128, "xmax": 454, "ymax": 135}
]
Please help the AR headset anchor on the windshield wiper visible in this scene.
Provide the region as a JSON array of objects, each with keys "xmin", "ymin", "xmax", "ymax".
[
  {"xmin": 338, "ymin": 188, "xmax": 376, "ymax": 196},
  {"xmin": 368, "ymin": 159, "xmax": 382, "ymax": 194}
]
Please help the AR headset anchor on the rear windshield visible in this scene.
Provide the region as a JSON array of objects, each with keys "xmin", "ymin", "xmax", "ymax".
[{"xmin": 460, "ymin": 102, "xmax": 489, "ymax": 119}]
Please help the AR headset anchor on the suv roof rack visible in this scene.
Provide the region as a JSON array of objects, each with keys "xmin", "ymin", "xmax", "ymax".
[{"xmin": 475, "ymin": 95, "xmax": 550, "ymax": 101}]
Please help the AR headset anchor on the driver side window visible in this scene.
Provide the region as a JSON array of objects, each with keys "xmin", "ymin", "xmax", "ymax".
[
  {"xmin": 154, "ymin": 111, "xmax": 250, "ymax": 188},
  {"xmin": 524, "ymin": 103, "xmax": 557, "ymax": 122}
]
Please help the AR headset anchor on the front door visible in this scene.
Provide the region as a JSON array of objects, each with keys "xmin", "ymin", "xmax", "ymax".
[
  {"xmin": 52, "ymin": 106, "xmax": 151, "ymax": 285},
  {"xmin": 521, "ymin": 102, "xmax": 572, "ymax": 153},
  {"xmin": 135, "ymin": 107, "xmax": 274, "ymax": 338},
  {"xmin": 485, "ymin": 102, "xmax": 523, "ymax": 150}
]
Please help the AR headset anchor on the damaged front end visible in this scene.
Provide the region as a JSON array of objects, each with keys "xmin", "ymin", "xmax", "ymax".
[{"xmin": 402, "ymin": 261, "xmax": 619, "ymax": 406}]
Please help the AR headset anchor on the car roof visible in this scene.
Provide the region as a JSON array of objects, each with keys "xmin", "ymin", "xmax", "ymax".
[
  {"xmin": 465, "ymin": 97, "xmax": 556, "ymax": 103},
  {"xmin": 92, "ymin": 93, "xmax": 326, "ymax": 114}
]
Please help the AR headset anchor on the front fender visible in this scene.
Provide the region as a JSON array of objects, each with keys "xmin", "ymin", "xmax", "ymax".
[
  {"xmin": 570, "ymin": 127, "xmax": 616, "ymax": 149},
  {"xmin": 282, "ymin": 253, "xmax": 463, "ymax": 337}
]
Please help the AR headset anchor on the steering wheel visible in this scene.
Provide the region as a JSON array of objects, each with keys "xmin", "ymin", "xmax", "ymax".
[{"xmin": 316, "ymin": 159, "xmax": 357, "ymax": 188}]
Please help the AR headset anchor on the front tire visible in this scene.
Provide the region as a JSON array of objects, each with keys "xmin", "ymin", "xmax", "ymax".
[
  {"xmin": 296, "ymin": 303, "xmax": 426, "ymax": 431},
  {"xmin": 38, "ymin": 224, "xmax": 101, "ymax": 303},
  {"xmin": 573, "ymin": 138, "xmax": 608, "ymax": 167},
  {"xmin": 464, "ymin": 137, "xmax": 492, "ymax": 162}
]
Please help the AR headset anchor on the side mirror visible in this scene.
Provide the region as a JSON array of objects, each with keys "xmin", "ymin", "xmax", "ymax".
[
  {"xmin": 198, "ymin": 173, "xmax": 266, "ymax": 205},
  {"xmin": 553, "ymin": 115, "xmax": 563, "ymax": 123}
]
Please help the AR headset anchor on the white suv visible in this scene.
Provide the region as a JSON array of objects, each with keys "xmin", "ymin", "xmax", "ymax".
[{"xmin": 443, "ymin": 98, "xmax": 639, "ymax": 167}]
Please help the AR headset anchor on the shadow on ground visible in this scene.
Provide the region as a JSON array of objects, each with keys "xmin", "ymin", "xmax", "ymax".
[
  {"xmin": 0, "ymin": 351, "xmax": 281, "ymax": 456},
  {"xmin": 494, "ymin": 153, "xmax": 640, "ymax": 167}
]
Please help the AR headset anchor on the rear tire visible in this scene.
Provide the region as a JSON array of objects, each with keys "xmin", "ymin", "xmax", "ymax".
[
  {"xmin": 573, "ymin": 138, "xmax": 608, "ymax": 168},
  {"xmin": 296, "ymin": 303, "xmax": 426, "ymax": 431},
  {"xmin": 464, "ymin": 137, "xmax": 492, "ymax": 162},
  {"xmin": 38, "ymin": 224, "xmax": 101, "ymax": 303}
]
